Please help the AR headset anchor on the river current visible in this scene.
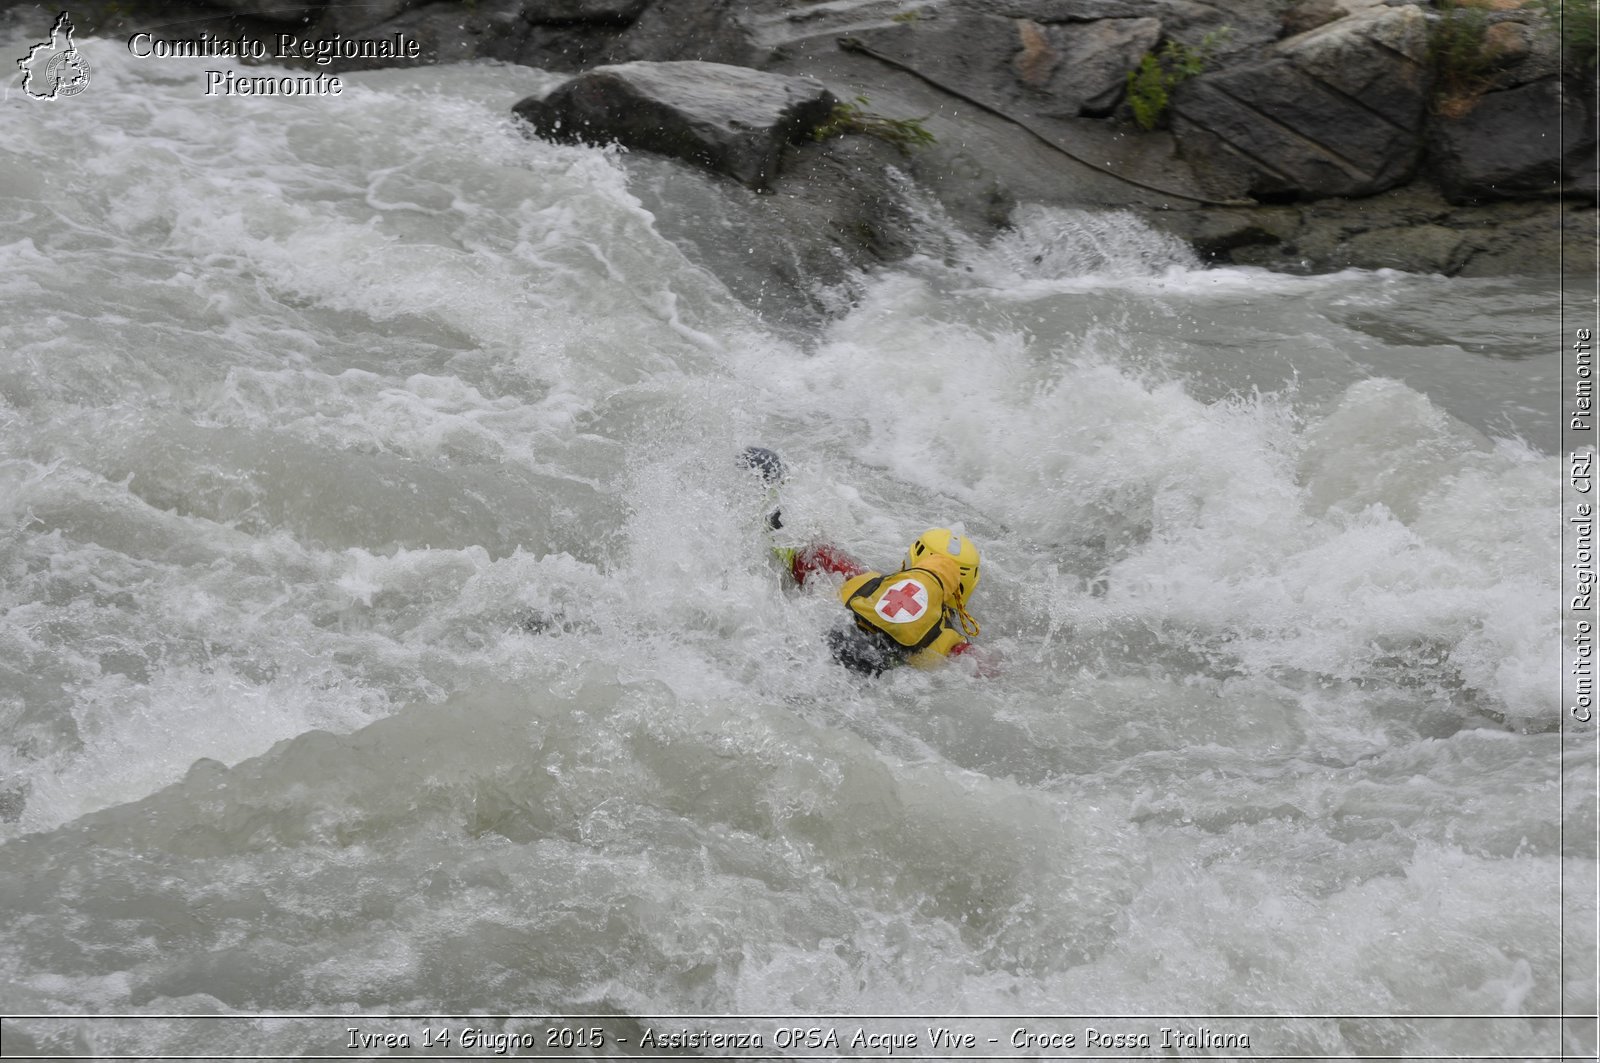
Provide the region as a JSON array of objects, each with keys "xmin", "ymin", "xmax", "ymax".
[{"xmin": 0, "ymin": 35, "xmax": 1593, "ymax": 1060}]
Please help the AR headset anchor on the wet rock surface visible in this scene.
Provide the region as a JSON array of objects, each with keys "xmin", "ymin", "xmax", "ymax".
[{"xmin": 513, "ymin": 61, "xmax": 838, "ymax": 190}]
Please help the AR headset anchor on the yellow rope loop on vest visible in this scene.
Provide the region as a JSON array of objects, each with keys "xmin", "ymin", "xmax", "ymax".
[{"xmin": 955, "ymin": 601, "xmax": 980, "ymax": 639}]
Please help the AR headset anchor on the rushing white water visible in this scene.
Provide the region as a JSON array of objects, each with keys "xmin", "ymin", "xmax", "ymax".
[{"xmin": 0, "ymin": 34, "xmax": 1591, "ymax": 1060}]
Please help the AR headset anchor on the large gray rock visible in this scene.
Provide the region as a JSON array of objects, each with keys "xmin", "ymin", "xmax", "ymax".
[
  {"xmin": 513, "ymin": 62, "xmax": 838, "ymax": 190},
  {"xmin": 1430, "ymin": 77, "xmax": 1596, "ymax": 204},
  {"xmin": 1170, "ymin": 4, "xmax": 1431, "ymax": 200}
]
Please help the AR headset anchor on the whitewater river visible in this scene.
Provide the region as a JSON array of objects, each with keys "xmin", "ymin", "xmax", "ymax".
[{"xmin": 1, "ymin": 35, "xmax": 1593, "ymax": 1061}]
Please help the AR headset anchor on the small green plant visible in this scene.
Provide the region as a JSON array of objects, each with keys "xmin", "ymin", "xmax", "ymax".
[
  {"xmin": 890, "ymin": 8, "xmax": 922, "ymax": 23},
  {"xmin": 1530, "ymin": 0, "xmax": 1599, "ymax": 75},
  {"xmin": 1125, "ymin": 29, "xmax": 1230, "ymax": 131},
  {"xmin": 1125, "ymin": 53, "xmax": 1172, "ymax": 131},
  {"xmin": 813, "ymin": 95, "xmax": 937, "ymax": 150},
  {"xmin": 1429, "ymin": 0, "xmax": 1494, "ymax": 116}
]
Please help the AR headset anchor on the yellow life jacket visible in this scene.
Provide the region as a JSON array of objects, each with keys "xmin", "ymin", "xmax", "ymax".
[{"xmin": 839, "ymin": 554, "xmax": 971, "ymax": 667}]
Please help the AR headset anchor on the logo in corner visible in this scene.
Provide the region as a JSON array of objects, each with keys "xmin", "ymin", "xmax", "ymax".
[{"xmin": 18, "ymin": 12, "xmax": 92, "ymax": 100}]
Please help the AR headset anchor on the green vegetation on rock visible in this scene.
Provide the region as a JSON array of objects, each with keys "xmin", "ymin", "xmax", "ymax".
[
  {"xmin": 1125, "ymin": 29, "xmax": 1229, "ymax": 132},
  {"xmin": 813, "ymin": 95, "xmax": 937, "ymax": 151}
]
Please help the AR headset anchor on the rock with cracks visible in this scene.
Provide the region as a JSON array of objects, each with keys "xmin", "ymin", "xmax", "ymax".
[{"xmin": 1170, "ymin": 4, "xmax": 1431, "ymax": 201}]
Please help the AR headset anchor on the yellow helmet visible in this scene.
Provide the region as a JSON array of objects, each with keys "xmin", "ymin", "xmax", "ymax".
[{"xmin": 906, "ymin": 528, "xmax": 980, "ymax": 602}]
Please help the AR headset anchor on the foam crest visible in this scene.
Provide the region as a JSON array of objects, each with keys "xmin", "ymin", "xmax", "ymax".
[{"xmin": 983, "ymin": 204, "xmax": 1199, "ymax": 282}]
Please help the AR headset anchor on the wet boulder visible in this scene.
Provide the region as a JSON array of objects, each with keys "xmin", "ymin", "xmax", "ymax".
[
  {"xmin": 513, "ymin": 61, "xmax": 838, "ymax": 190},
  {"xmin": 1170, "ymin": 4, "xmax": 1431, "ymax": 200}
]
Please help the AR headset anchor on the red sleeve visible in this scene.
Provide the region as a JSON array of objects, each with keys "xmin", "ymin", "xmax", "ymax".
[{"xmin": 791, "ymin": 543, "xmax": 866, "ymax": 586}]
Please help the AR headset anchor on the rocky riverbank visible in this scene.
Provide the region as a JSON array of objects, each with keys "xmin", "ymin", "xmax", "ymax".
[{"xmin": 18, "ymin": 0, "xmax": 1595, "ymax": 318}]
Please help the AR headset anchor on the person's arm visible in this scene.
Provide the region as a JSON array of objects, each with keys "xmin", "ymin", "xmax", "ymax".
[{"xmin": 790, "ymin": 543, "xmax": 866, "ymax": 586}]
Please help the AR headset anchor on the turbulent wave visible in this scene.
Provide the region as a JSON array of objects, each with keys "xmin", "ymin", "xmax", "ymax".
[{"xmin": 0, "ymin": 31, "xmax": 1587, "ymax": 1058}]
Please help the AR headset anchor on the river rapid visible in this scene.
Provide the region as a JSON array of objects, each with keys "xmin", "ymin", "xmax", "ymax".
[{"xmin": 0, "ymin": 36, "xmax": 1592, "ymax": 1060}]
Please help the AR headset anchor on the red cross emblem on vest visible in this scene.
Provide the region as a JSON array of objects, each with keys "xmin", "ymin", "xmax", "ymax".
[{"xmin": 875, "ymin": 578, "xmax": 928, "ymax": 623}]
